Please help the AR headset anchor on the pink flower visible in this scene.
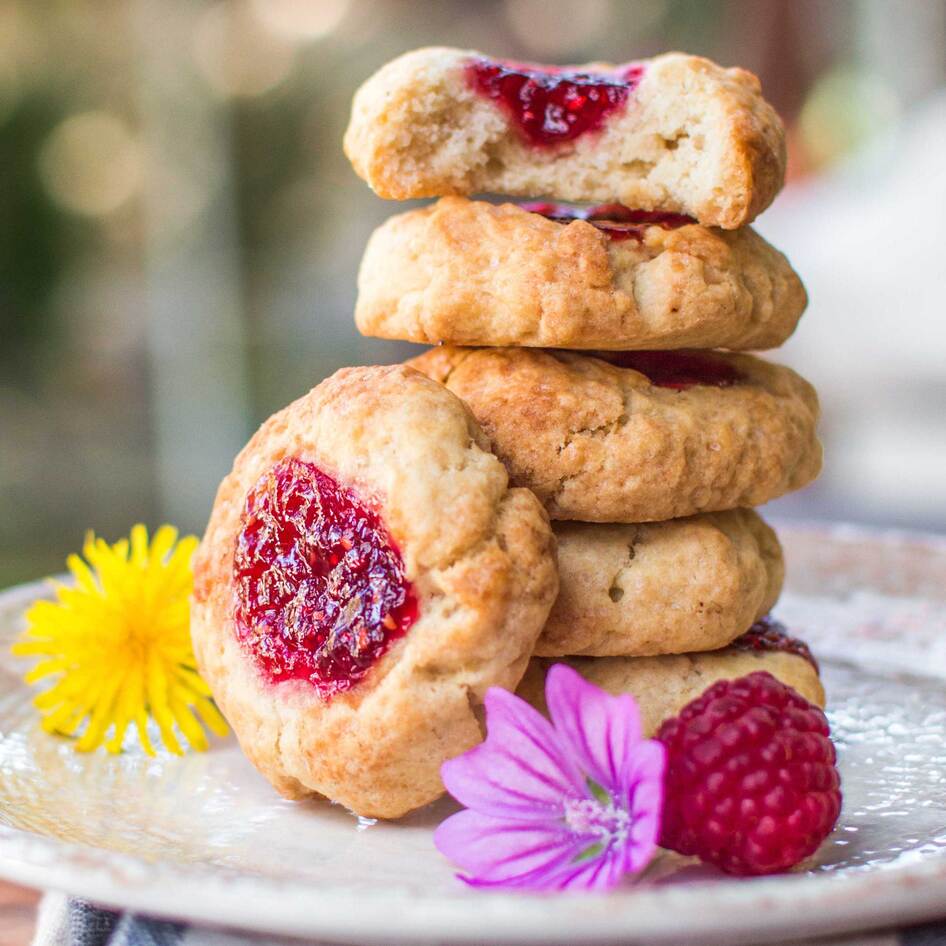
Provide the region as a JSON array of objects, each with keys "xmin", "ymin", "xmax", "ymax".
[{"xmin": 435, "ymin": 663, "xmax": 666, "ymax": 892}]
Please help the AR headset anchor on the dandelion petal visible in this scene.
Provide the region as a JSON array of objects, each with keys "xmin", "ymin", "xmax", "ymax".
[{"xmin": 12, "ymin": 524, "xmax": 225, "ymax": 757}]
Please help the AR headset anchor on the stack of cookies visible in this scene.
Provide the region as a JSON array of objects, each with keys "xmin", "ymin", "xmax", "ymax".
[
  {"xmin": 346, "ymin": 49, "xmax": 823, "ymax": 733},
  {"xmin": 192, "ymin": 47, "xmax": 826, "ymax": 823}
]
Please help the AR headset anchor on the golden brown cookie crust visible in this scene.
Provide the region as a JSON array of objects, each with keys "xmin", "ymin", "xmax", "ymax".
[
  {"xmin": 542, "ymin": 509, "xmax": 783, "ymax": 658},
  {"xmin": 191, "ymin": 365, "xmax": 558, "ymax": 819},
  {"xmin": 410, "ymin": 347, "xmax": 822, "ymax": 523},
  {"xmin": 356, "ymin": 198, "xmax": 806, "ymax": 351},
  {"xmin": 518, "ymin": 646, "xmax": 825, "ymax": 738},
  {"xmin": 343, "ymin": 48, "xmax": 786, "ymax": 229}
]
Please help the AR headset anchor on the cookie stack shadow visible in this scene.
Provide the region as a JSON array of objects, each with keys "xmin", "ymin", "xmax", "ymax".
[{"xmin": 345, "ymin": 47, "xmax": 825, "ymax": 732}]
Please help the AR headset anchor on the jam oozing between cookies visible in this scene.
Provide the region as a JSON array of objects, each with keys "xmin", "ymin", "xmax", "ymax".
[
  {"xmin": 595, "ymin": 351, "xmax": 744, "ymax": 390},
  {"xmin": 731, "ymin": 617, "xmax": 819, "ymax": 672},
  {"xmin": 521, "ymin": 201, "xmax": 695, "ymax": 242},
  {"xmin": 467, "ymin": 58, "xmax": 644, "ymax": 146},
  {"xmin": 233, "ymin": 458, "xmax": 418, "ymax": 697}
]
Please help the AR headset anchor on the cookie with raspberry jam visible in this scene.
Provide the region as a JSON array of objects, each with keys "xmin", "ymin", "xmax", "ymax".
[
  {"xmin": 541, "ymin": 509, "xmax": 784, "ymax": 658},
  {"xmin": 357, "ymin": 197, "xmax": 806, "ymax": 351},
  {"xmin": 343, "ymin": 48, "xmax": 786, "ymax": 228},
  {"xmin": 410, "ymin": 347, "xmax": 822, "ymax": 523},
  {"xmin": 191, "ymin": 365, "xmax": 558, "ymax": 819},
  {"xmin": 519, "ymin": 618, "xmax": 824, "ymax": 738}
]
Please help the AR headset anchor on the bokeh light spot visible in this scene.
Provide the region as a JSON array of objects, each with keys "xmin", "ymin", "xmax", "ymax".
[
  {"xmin": 193, "ymin": 1, "xmax": 295, "ymax": 98},
  {"xmin": 39, "ymin": 112, "xmax": 143, "ymax": 217},
  {"xmin": 799, "ymin": 67, "xmax": 901, "ymax": 169},
  {"xmin": 250, "ymin": 0, "xmax": 351, "ymax": 41}
]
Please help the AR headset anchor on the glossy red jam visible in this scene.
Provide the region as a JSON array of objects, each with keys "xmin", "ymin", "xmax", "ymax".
[
  {"xmin": 595, "ymin": 351, "xmax": 744, "ymax": 389},
  {"xmin": 731, "ymin": 617, "xmax": 819, "ymax": 672},
  {"xmin": 233, "ymin": 458, "xmax": 418, "ymax": 697},
  {"xmin": 521, "ymin": 201, "xmax": 695, "ymax": 242},
  {"xmin": 467, "ymin": 58, "xmax": 644, "ymax": 146}
]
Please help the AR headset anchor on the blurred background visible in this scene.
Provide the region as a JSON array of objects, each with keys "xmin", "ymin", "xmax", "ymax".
[{"xmin": 2, "ymin": 0, "xmax": 945, "ymax": 585}]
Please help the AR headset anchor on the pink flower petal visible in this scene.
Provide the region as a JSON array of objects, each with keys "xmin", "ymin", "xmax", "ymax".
[
  {"xmin": 622, "ymin": 740, "xmax": 666, "ymax": 873},
  {"xmin": 434, "ymin": 809, "xmax": 580, "ymax": 888},
  {"xmin": 435, "ymin": 667, "xmax": 666, "ymax": 893},
  {"xmin": 545, "ymin": 663, "xmax": 643, "ymax": 796},
  {"xmin": 550, "ymin": 848, "xmax": 630, "ymax": 892},
  {"xmin": 441, "ymin": 686, "xmax": 586, "ymax": 819}
]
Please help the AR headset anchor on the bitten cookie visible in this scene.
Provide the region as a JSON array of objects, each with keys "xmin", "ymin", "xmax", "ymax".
[
  {"xmin": 357, "ymin": 198, "xmax": 806, "ymax": 351},
  {"xmin": 344, "ymin": 48, "xmax": 786, "ymax": 229},
  {"xmin": 191, "ymin": 365, "xmax": 558, "ymax": 819},
  {"xmin": 542, "ymin": 509, "xmax": 783, "ymax": 658},
  {"xmin": 410, "ymin": 347, "xmax": 822, "ymax": 523},
  {"xmin": 519, "ymin": 619, "xmax": 825, "ymax": 737}
]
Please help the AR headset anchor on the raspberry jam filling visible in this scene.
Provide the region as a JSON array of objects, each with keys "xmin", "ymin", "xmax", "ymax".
[
  {"xmin": 732, "ymin": 617, "xmax": 819, "ymax": 672},
  {"xmin": 467, "ymin": 58, "xmax": 644, "ymax": 146},
  {"xmin": 594, "ymin": 351, "xmax": 744, "ymax": 390},
  {"xmin": 233, "ymin": 457, "xmax": 418, "ymax": 697},
  {"xmin": 521, "ymin": 202, "xmax": 695, "ymax": 241}
]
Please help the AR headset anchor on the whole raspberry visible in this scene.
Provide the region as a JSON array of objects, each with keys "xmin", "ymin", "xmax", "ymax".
[{"xmin": 657, "ymin": 671, "xmax": 841, "ymax": 875}]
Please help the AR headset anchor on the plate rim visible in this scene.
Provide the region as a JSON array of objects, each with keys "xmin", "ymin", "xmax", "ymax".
[
  {"xmin": 2, "ymin": 520, "xmax": 946, "ymax": 944},
  {"xmin": 1, "ymin": 824, "xmax": 945, "ymax": 946}
]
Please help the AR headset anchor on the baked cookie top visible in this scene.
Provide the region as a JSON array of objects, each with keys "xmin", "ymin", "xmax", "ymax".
[
  {"xmin": 519, "ymin": 618, "xmax": 824, "ymax": 738},
  {"xmin": 542, "ymin": 509, "xmax": 784, "ymax": 658},
  {"xmin": 357, "ymin": 197, "xmax": 806, "ymax": 351},
  {"xmin": 344, "ymin": 48, "xmax": 786, "ymax": 228},
  {"xmin": 191, "ymin": 364, "xmax": 558, "ymax": 818},
  {"xmin": 410, "ymin": 347, "xmax": 822, "ymax": 523}
]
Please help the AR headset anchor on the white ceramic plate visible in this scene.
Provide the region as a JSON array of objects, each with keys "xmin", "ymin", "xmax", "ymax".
[{"xmin": 1, "ymin": 522, "xmax": 945, "ymax": 945}]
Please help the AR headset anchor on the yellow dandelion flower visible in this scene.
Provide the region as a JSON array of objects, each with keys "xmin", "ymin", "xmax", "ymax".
[{"xmin": 12, "ymin": 524, "xmax": 229, "ymax": 756}]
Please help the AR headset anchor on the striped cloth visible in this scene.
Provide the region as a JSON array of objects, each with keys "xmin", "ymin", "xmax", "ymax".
[{"xmin": 32, "ymin": 894, "xmax": 946, "ymax": 946}]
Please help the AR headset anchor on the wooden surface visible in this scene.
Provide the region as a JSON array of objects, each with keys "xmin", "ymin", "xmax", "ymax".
[{"xmin": 0, "ymin": 882, "xmax": 39, "ymax": 946}]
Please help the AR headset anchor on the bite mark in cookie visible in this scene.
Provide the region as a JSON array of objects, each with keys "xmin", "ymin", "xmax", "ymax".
[
  {"xmin": 234, "ymin": 458, "xmax": 418, "ymax": 696},
  {"xmin": 343, "ymin": 48, "xmax": 787, "ymax": 228},
  {"xmin": 467, "ymin": 58, "xmax": 644, "ymax": 146}
]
